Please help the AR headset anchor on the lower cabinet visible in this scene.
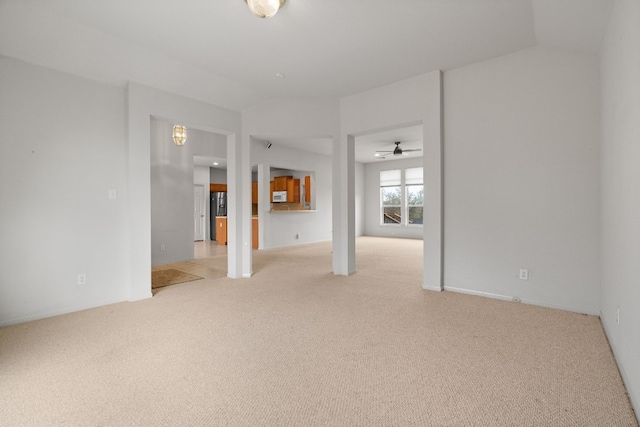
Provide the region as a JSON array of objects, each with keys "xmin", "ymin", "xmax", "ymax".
[
  {"xmin": 216, "ymin": 217, "xmax": 227, "ymax": 245},
  {"xmin": 252, "ymin": 218, "xmax": 259, "ymax": 249},
  {"xmin": 216, "ymin": 217, "xmax": 258, "ymax": 248}
]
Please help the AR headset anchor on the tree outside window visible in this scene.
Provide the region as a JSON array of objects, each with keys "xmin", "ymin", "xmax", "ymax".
[
  {"xmin": 407, "ymin": 185, "xmax": 423, "ymax": 224},
  {"xmin": 382, "ymin": 186, "xmax": 402, "ymax": 223},
  {"xmin": 380, "ymin": 169, "xmax": 402, "ymax": 224},
  {"xmin": 406, "ymin": 167, "xmax": 424, "ymax": 225}
]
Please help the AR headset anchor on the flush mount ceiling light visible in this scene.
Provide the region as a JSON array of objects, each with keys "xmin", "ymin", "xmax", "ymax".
[
  {"xmin": 172, "ymin": 125, "xmax": 187, "ymax": 146},
  {"xmin": 244, "ymin": 0, "xmax": 285, "ymax": 18}
]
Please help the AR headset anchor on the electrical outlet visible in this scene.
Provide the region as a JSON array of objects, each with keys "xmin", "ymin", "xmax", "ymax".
[
  {"xmin": 77, "ymin": 273, "xmax": 87, "ymax": 285},
  {"xmin": 519, "ymin": 269, "xmax": 529, "ymax": 280},
  {"xmin": 160, "ymin": 244, "xmax": 166, "ymax": 251},
  {"xmin": 108, "ymin": 189, "xmax": 117, "ymax": 200},
  {"xmin": 295, "ymin": 233, "xmax": 300, "ymax": 239}
]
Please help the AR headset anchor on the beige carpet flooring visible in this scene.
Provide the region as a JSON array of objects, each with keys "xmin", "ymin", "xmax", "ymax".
[{"xmin": 0, "ymin": 237, "xmax": 637, "ymax": 426}]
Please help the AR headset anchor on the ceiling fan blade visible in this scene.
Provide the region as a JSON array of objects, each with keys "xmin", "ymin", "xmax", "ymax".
[{"xmin": 403, "ymin": 149, "xmax": 422, "ymax": 152}]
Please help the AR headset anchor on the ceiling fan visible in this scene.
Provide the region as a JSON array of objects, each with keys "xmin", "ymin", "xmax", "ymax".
[{"xmin": 375, "ymin": 141, "xmax": 421, "ymax": 159}]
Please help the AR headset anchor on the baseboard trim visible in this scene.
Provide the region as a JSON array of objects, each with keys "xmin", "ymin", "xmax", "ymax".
[
  {"xmin": 129, "ymin": 291, "xmax": 153, "ymax": 302},
  {"xmin": 600, "ymin": 313, "xmax": 640, "ymax": 421},
  {"xmin": 0, "ymin": 297, "xmax": 127, "ymax": 328},
  {"xmin": 422, "ymin": 285, "xmax": 443, "ymax": 292},
  {"xmin": 443, "ymin": 286, "xmax": 600, "ymax": 316},
  {"xmin": 262, "ymin": 238, "xmax": 331, "ymax": 251}
]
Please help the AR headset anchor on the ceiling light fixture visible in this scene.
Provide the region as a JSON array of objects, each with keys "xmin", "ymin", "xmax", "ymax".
[
  {"xmin": 244, "ymin": 0, "xmax": 285, "ymax": 18},
  {"xmin": 172, "ymin": 125, "xmax": 187, "ymax": 146}
]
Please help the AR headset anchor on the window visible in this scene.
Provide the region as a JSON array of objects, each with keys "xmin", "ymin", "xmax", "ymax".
[
  {"xmin": 380, "ymin": 167, "xmax": 423, "ymax": 226},
  {"xmin": 406, "ymin": 167, "xmax": 423, "ymax": 225},
  {"xmin": 380, "ymin": 169, "xmax": 402, "ymax": 224}
]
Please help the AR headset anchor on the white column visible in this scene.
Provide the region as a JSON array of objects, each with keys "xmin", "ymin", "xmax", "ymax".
[
  {"xmin": 227, "ymin": 132, "xmax": 252, "ymax": 278},
  {"xmin": 332, "ymin": 134, "xmax": 356, "ymax": 275},
  {"xmin": 423, "ymin": 71, "xmax": 444, "ymax": 290}
]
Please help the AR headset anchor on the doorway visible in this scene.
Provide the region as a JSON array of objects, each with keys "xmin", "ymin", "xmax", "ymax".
[{"xmin": 194, "ymin": 184, "xmax": 205, "ymax": 241}]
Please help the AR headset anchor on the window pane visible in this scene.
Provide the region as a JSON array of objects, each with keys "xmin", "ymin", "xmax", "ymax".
[
  {"xmin": 381, "ymin": 186, "xmax": 401, "ymax": 206},
  {"xmin": 407, "ymin": 185, "xmax": 424, "ymax": 205},
  {"xmin": 383, "ymin": 207, "xmax": 401, "ymax": 224},
  {"xmin": 408, "ymin": 207, "xmax": 423, "ymax": 224}
]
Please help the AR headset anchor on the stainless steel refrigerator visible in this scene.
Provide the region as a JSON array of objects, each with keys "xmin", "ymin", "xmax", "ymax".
[{"xmin": 210, "ymin": 191, "xmax": 227, "ymax": 240}]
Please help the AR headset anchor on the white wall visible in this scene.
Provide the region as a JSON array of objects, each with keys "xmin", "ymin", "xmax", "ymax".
[
  {"xmin": 250, "ymin": 140, "xmax": 333, "ymax": 249},
  {"xmin": 150, "ymin": 120, "xmax": 226, "ymax": 265},
  {"xmin": 599, "ymin": 0, "xmax": 640, "ymax": 413},
  {"xmin": 363, "ymin": 157, "xmax": 425, "ymax": 238},
  {"xmin": 210, "ymin": 167, "xmax": 227, "ymax": 184},
  {"xmin": 444, "ymin": 45, "xmax": 601, "ymax": 314},
  {"xmin": 354, "ymin": 162, "xmax": 365, "ymax": 237},
  {"xmin": 0, "ymin": 56, "xmax": 129, "ymax": 326}
]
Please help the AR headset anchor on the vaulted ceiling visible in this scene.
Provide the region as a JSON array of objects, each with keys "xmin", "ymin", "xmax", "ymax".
[
  {"xmin": 0, "ymin": 0, "xmax": 612, "ymax": 112},
  {"xmin": 0, "ymin": 0, "xmax": 612, "ymax": 163}
]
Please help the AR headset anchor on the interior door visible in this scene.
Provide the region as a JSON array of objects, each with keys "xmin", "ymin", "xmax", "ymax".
[{"xmin": 194, "ymin": 185, "xmax": 205, "ymax": 241}]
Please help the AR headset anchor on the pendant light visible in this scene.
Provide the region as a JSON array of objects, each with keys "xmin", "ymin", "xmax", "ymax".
[{"xmin": 172, "ymin": 125, "xmax": 187, "ymax": 146}]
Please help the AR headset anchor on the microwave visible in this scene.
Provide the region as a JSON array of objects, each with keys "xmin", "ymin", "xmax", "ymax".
[{"xmin": 272, "ymin": 191, "xmax": 287, "ymax": 202}]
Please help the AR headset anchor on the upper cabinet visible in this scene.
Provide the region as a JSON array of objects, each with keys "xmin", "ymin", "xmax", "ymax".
[
  {"xmin": 286, "ymin": 178, "xmax": 300, "ymax": 203},
  {"xmin": 210, "ymin": 183, "xmax": 227, "ymax": 192},
  {"xmin": 269, "ymin": 168, "xmax": 315, "ymax": 212},
  {"xmin": 273, "ymin": 176, "xmax": 291, "ymax": 191}
]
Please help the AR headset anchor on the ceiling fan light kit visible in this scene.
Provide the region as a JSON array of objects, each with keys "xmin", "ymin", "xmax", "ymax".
[
  {"xmin": 375, "ymin": 141, "xmax": 421, "ymax": 159},
  {"xmin": 244, "ymin": 0, "xmax": 285, "ymax": 18}
]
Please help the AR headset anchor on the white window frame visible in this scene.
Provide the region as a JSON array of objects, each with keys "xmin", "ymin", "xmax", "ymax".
[
  {"xmin": 380, "ymin": 169, "xmax": 402, "ymax": 225},
  {"xmin": 379, "ymin": 167, "xmax": 424, "ymax": 227}
]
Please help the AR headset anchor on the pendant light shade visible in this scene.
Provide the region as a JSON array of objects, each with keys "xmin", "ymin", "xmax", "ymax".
[
  {"xmin": 172, "ymin": 125, "xmax": 187, "ymax": 146},
  {"xmin": 244, "ymin": 0, "xmax": 285, "ymax": 18}
]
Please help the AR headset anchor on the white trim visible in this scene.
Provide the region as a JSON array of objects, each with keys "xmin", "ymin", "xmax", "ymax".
[
  {"xmin": 600, "ymin": 313, "xmax": 639, "ymax": 416},
  {"xmin": 443, "ymin": 286, "xmax": 600, "ymax": 316},
  {"xmin": 0, "ymin": 297, "xmax": 126, "ymax": 328}
]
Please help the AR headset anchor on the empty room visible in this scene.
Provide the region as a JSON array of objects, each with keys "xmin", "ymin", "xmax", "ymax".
[{"xmin": 0, "ymin": 1, "xmax": 638, "ymax": 425}]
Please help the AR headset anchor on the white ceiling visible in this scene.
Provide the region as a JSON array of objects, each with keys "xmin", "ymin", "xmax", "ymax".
[
  {"xmin": 0, "ymin": 0, "xmax": 612, "ymax": 163},
  {"xmin": 249, "ymin": 123, "xmax": 423, "ymax": 164}
]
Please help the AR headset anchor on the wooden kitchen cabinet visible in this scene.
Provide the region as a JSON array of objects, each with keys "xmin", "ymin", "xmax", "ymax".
[
  {"xmin": 287, "ymin": 178, "xmax": 300, "ymax": 203},
  {"xmin": 210, "ymin": 183, "xmax": 227, "ymax": 192},
  {"xmin": 215, "ymin": 217, "xmax": 227, "ymax": 245},
  {"xmin": 305, "ymin": 176, "xmax": 311, "ymax": 203},
  {"xmin": 273, "ymin": 175, "xmax": 291, "ymax": 191},
  {"xmin": 252, "ymin": 182, "xmax": 258, "ymax": 204},
  {"xmin": 252, "ymin": 217, "xmax": 259, "ymax": 249}
]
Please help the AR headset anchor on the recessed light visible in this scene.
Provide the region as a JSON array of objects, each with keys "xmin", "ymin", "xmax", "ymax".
[
  {"xmin": 213, "ymin": 162, "xmax": 219, "ymax": 166},
  {"xmin": 275, "ymin": 73, "xmax": 285, "ymax": 78}
]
